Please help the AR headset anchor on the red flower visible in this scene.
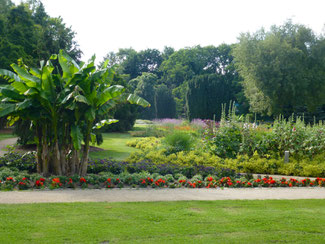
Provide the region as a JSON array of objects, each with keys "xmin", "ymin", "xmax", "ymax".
[
  {"xmin": 6, "ymin": 177, "xmax": 13, "ymax": 181},
  {"xmin": 107, "ymin": 178, "xmax": 111, "ymax": 183},
  {"xmin": 289, "ymin": 183, "xmax": 292, "ymax": 187},
  {"xmin": 52, "ymin": 178, "xmax": 60, "ymax": 183},
  {"xmin": 247, "ymin": 182, "xmax": 252, "ymax": 186},
  {"xmin": 207, "ymin": 177, "xmax": 213, "ymax": 182},
  {"xmin": 79, "ymin": 177, "xmax": 87, "ymax": 183},
  {"xmin": 35, "ymin": 180, "xmax": 43, "ymax": 186},
  {"xmin": 116, "ymin": 178, "xmax": 120, "ymax": 182},
  {"xmin": 40, "ymin": 178, "xmax": 45, "ymax": 182},
  {"xmin": 22, "ymin": 177, "xmax": 27, "ymax": 181}
]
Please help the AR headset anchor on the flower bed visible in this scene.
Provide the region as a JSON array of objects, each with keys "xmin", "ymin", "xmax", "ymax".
[{"xmin": 1, "ymin": 174, "xmax": 324, "ymax": 191}]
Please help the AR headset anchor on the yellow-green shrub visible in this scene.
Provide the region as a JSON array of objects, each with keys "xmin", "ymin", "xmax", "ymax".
[
  {"xmin": 126, "ymin": 137, "xmax": 325, "ymax": 177},
  {"xmin": 127, "ymin": 149, "xmax": 222, "ymax": 168},
  {"xmin": 126, "ymin": 137, "xmax": 160, "ymax": 150}
]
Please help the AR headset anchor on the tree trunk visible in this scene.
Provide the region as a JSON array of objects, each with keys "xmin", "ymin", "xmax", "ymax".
[
  {"xmin": 35, "ymin": 123, "xmax": 42, "ymax": 174},
  {"xmin": 60, "ymin": 149, "xmax": 67, "ymax": 175},
  {"xmin": 70, "ymin": 148, "xmax": 79, "ymax": 175},
  {"xmin": 41, "ymin": 137, "xmax": 49, "ymax": 176},
  {"xmin": 53, "ymin": 141, "xmax": 62, "ymax": 175},
  {"xmin": 79, "ymin": 139, "xmax": 90, "ymax": 176},
  {"xmin": 79, "ymin": 122, "xmax": 92, "ymax": 176}
]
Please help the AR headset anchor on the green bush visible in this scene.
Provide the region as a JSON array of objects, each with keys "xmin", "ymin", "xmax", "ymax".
[{"xmin": 163, "ymin": 131, "xmax": 195, "ymax": 155}]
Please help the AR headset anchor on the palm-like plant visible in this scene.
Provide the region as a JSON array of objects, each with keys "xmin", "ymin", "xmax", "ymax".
[{"xmin": 0, "ymin": 50, "xmax": 149, "ymax": 176}]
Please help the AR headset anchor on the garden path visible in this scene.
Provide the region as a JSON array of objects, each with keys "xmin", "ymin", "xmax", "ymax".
[
  {"xmin": 1, "ymin": 188, "xmax": 325, "ymax": 204},
  {"xmin": 0, "ymin": 137, "xmax": 17, "ymax": 156}
]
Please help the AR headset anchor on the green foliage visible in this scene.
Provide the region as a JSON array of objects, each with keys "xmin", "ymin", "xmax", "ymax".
[
  {"xmin": 0, "ymin": 151, "xmax": 36, "ymax": 173},
  {"xmin": 203, "ymin": 104, "xmax": 325, "ymax": 160},
  {"xmin": 127, "ymin": 142, "xmax": 222, "ymax": 169},
  {"xmin": 126, "ymin": 137, "xmax": 160, "ymax": 150},
  {"xmin": 233, "ymin": 20, "xmax": 325, "ymax": 116},
  {"xmin": 0, "ymin": 1, "xmax": 81, "ymax": 70},
  {"xmin": 154, "ymin": 84, "xmax": 176, "ymax": 118},
  {"xmin": 133, "ymin": 73, "xmax": 157, "ymax": 119},
  {"xmin": 0, "ymin": 50, "xmax": 149, "ymax": 176},
  {"xmin": 163, "ymin": 131, "xmax": 195, "ymax": 154},
  {"xmin": 186, "ymin": 74, "xmax": 237, "ymax": 120}
]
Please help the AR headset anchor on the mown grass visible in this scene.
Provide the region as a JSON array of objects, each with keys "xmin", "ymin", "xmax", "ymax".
[
  {"xmin": 1, "ymin": 199, "xmax": 325, "ymax": 243},
  {"xmin": 0, "ymin": 134, "xmax": 15, "ymax": 141},
  {"xmin": 89, "ymin": 133, "xmax": 142, "ymax": 161}
]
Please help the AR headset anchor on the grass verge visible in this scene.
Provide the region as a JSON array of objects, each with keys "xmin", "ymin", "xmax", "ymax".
[
  {"xmin": 89, "ymin": 133, "xmax": 142, "ymax": 161},
  {"xmin": 0, "ymin": 134, "xmax": 15, "ymax": 141},
  {"xmin": 1, "ymin": 199, "xmax": 325, "ymax": 243}
]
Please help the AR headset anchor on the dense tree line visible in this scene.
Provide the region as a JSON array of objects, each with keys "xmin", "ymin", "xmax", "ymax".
[
  {"xmin": 2, "ymin": 2, "xmax": 325, "ymax": 135},
  {"xmin": 0, "ymin": 0, "xmax": 81, "ymax": 71},
  {"xmin": 101, "ymin": 44, "xmax": 244, "ymax": 129},
  {"xmin": 103, "ymin": 21, "xmax": 325, "ymax": 127}
]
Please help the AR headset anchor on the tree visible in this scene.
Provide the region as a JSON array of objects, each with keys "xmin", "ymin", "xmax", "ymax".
[
  {"xmin": 133, "ymin": 73, "xmax": 157, "ymax": 119},
  {"xmin": 155, "ymin": 84, "xmax": 176, "ymax": 119},
  {"xmin": 186, "ymin": 74, "xmax": 235, "ymax": 120},
  {"xmin": 0, "ymin": 50, "xmax": 149, "ymax": 176},
  {"xmin": 233, "ymin": 21, "xmax": 325, "ymax": 116}
]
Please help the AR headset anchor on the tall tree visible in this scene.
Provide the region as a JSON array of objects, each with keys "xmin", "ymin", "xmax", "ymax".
[
  {"xmin": 155, "ymin": 84, "xmax": 176, "ymax": 119},
  {"xmin": 133, "ymin": 73, "xmax": 158, "ymax": 119},
  {"xmin": 186, "ymin": 74, "xmax": 235, "ymax": 120},
  {"xmin": 233, "ymin": 21, "xmax": 325, "ymax": 116}
]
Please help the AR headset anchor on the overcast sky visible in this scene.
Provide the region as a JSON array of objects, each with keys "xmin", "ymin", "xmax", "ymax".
[{"xmin": 13, "ymin": 0, "xmax": 325, "ymax": 62}]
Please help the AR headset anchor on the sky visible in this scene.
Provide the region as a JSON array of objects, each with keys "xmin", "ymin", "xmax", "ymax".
[{"xmin": 13, "ymin": 0, "xmax": 325, "ymax": 62}]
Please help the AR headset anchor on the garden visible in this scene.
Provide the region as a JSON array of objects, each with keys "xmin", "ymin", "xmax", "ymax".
[{"xmin": 1, "ymin": 108, "xmax": 325, "ymax": 191}]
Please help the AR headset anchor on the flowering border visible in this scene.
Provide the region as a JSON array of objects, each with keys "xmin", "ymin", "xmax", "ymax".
[{"xmin": 0, "ymin": 175, "xmax": 324, "ymax": 190}]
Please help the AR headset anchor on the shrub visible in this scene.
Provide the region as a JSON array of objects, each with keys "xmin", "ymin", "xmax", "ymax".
[
  {"xmin": 163, "ymin": 131, "xmax": 195, "ymax": 154},
  {"xmin": 0, "ymin": 151, "xmax": 37, "ymax": 173}
]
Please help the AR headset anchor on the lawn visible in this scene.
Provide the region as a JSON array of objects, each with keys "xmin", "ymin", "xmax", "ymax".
[
  {"xmin": 89, "ymin": 133, "xmax": 142, "ymax": 161},
  {"xmin": 1, "ymin": 199, "xmax": 325, "ymax": 243},
  {"xmin": 0, "ymin": 133, "xmax": 15, "ymax": 141}
]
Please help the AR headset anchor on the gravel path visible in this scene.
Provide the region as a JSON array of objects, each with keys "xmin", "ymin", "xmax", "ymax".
[
  {"xmin": 1, "ymin": 188, "xmax": 325, "ymax": 204},
  {"xmin": 0, "ymin": 137, "xmax": 17, "ymax": 156}
]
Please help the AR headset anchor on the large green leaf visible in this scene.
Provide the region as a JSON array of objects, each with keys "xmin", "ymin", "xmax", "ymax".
[
  {"xmin": 41, "ymin": 63, "xmax": 55, "ymax": 99},
  {"xmin": 123, "ymin": 93, "xmax": 150, "ymax": 107},
  {"xmin": 24, "ymin": 88, "xmax": 38, "ymax": 96},
  {"xmin": 74, "ymin": 95, "xmax": 89, "ymax": 104},
  {"xmin": 0, "ymin": 69, "xmax": 21, "ymax": 83},
  {"xmin": 70, "ymin": 124, "xmax": 83, "ymax": 150},
  {"xmin": 85, "ymin": 107, "xmax": 95, "ymax": 121},
  {"xmin": 58, "ymin": 50, "xmax": 80, "ymax": 80},
  {"xmin": 97, "ymin": 85, "xmax": 125, "ymax": 107},
  {"xmin": 0, "ymin": 103, "xmax": 16, "ymax": 117},
  {"xmin": 97, "ymin": 100, "xmax": 116, "ymax": 115},
  {"xmin": 16, "ymin": 99, "xmax": 33, "ymax": 110},
  {"xmin": 11, "ymin": 64, "xmax": 40, "ymax": 88},
  {"xmin": 0, "ymin": 87, "xmax": 25, "ymax": 100},
  {"xmin": 92, "ymin": 119, "xmax": 118, "ymax": 130},
  {"xmin": 11, "ymin": 81, "xmax": 28, "ymax": 93},
  {"xmin": 29, "ymin": 68, "xmax": 41, "ymax": 78}
]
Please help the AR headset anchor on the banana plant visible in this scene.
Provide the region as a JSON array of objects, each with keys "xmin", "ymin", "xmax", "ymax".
[{"xmin": 0, "ymin": 50, "xmax": 150, "ymax": 176}]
